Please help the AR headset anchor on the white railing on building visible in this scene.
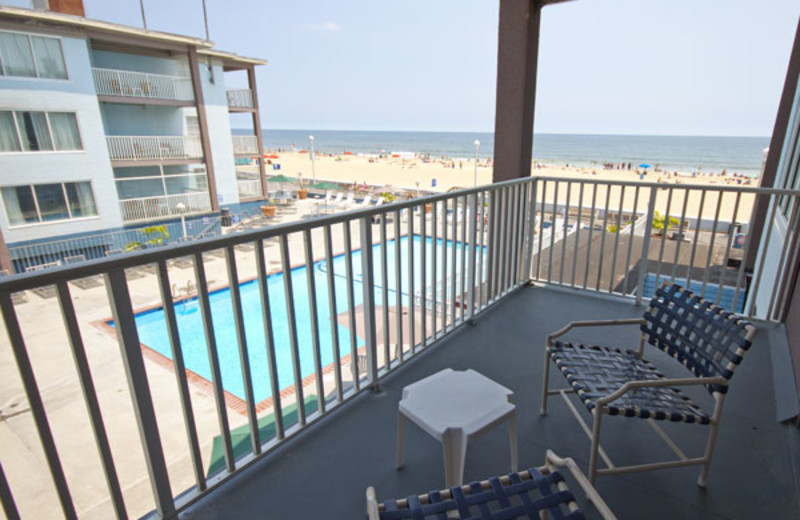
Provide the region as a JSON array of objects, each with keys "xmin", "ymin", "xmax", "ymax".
[
  {"xmin": 106, "ymin": 136, "xmax": 203, "ymax": 162},
  {"xmin": 237, "ymin": 179, "xmax": 262, "ymax": 198},
  {"xmin": 0, "ymin": 177, "xmax": 797, "ymax": 519},
  {"xmin": 232, "ymin": 135, "xmax": 259, "ymax": 155},
  {"xmin": 92, "ymin": 67, "xmax": 194, "ymax": 102},
  {"xmin": 226, "ymin": 88, "xmax": 254, "ymax": 108},
  {"xmin": 119, "ymin": 191, "xmax": 211, "ymax": 223}
]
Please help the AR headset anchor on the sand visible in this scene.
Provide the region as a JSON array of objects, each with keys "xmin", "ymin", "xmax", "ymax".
[{"xmin": 261, "ymin": 152, "xmax": 758, "ymax": 223}]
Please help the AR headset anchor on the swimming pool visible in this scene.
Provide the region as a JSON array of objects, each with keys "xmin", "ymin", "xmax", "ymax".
[
  {"xmin": 642, "ymin": 273, "xmax": 745, "ymax": 313},
  {"xmin": 116, "ymin": 235, "xmax": 481, "ymax": 404}
]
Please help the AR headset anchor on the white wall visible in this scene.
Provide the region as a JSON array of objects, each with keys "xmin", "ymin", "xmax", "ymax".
[
  {"xmin": 199, "ymin": 58, "xmax": 240, "ymax": 206},
  {"xmin": 0, "ymin": 33, "xmax": 121, "ymax": 244}
]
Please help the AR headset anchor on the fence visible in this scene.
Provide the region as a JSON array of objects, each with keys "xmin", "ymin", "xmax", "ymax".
[
  {"xmin": 232, "ymin": 135, "xmax": 259, "ymax": 155},
  {"xmin": 226, "ymin": 89, "xmax": 254, "ymax": 109},
  {"xmin": 119, "ymin": 192, "xmax": 212, "ymax": 224},
  {"xmin": 107, "ymin": 136, "xmax": 203, "ymax": 162},
  {"xmin": 0, "ymin": 177, "xmax": 796, "ymax": 518},
  {"xmin": 92, "ymin": 68, "xmax": 194, "ymax": 102}
]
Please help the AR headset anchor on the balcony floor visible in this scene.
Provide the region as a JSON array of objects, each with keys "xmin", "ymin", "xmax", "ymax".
[{"xmin": 181, "ymin": 286, "xmax": 800, "ymax": 520}]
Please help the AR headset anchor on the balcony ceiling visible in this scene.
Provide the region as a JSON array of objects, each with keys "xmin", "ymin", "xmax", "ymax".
[{"xmin": 182, "ymin": 286, "xmax": 800, "ymax": 520}]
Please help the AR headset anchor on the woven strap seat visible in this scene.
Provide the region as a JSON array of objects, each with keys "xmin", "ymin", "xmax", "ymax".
[
  {"xmin": 376, "ymin": 468, "xmax": 586, "ymax": 520},
  {"xmin": 550, "ymin": 342, "xmax": 710, "ymax": 424}
]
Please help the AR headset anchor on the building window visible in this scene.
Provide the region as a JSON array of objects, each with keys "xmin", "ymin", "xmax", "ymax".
[
  {"xmin": 0, "ymin": 110, "xmax": 82, "ymax": 153},
  {"xmin": 0, "ymin": 31, "xmax": 67, "ymax": 79},
  {"xmin": 1, "ymin": 182, "xmax": 97, "ymax": 226}
]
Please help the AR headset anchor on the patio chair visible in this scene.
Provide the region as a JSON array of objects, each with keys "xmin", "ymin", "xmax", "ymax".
[
  {"xmin": 540, "ymin": 282, "xmax": 756, "ymax": 486},
  {"xmin": 367, "ymin": 450, "xmax": 616, "ymax": 520},
  {"xmin": 339, "ymin": 192, "xmax": 355, "ymax": 208}
]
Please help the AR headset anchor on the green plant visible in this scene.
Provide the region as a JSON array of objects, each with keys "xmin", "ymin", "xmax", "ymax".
[
  {"xmin": 380, "ymin": 192, "xmax": 396, "ymax": 203},
  {"xmin": 125, "ymin": 225, "xmax": 170, "ymax": 251},
  {"xmin": 607, "ymin": 224, "xmax": 618, "ymax": 233},
  {"xmin": 652, "ymin": 211, "xmax": 680, "ymax": 235}
]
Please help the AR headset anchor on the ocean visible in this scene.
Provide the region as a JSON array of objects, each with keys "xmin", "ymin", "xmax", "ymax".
[{"xmin": 238, "ymin": 129, "xmax": 770, "ymax": 177}]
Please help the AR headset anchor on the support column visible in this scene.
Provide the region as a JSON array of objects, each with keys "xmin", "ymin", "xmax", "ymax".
[
  {"xmin": 188, "ymin": 47, "xmax": 220, "ymax": 212},
  {"xmin": 0, "ymin": 228, "xmax": 12, "ymax": 273},
  {"xmin": 248, "ymin": 65, "xmax": 268, "ymax": 199},
  {"xmin": 492, "ymin": 0, "xmax": 542, "ymax": 183},
  {"xmin": 747, "ymin": 18, "xmax": 800, "ymax": 271}
]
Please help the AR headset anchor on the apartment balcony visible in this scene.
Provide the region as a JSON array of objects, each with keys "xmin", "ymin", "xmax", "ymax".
[
  {"xmin": 237, "ymin": 178, "xmax": 263, "ymax": 199},
  {"xmin": 93, "ymin": 67, "xmax": 195, "ymax": 105},
  {"xmin": 118, "ymin": 191, "xmax": 212, "ymax": 223},
  {"xmin": 0, "ymin": 178, "xmax": 797, "ymax": 519},
  {"xmin": 106, "ymin": 135, "xmax": 204, "ymax": 165},
  {"xmin": 227, "ymin": 88, "xmax": 255, "ymax": 110},
  {"xmin": 232, "ymin": 135, "xmax": 260, "ymax": 155}
]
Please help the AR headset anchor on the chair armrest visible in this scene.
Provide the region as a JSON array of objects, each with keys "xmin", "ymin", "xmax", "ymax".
[
  {"xmin": 595, "ymin": 376, "xmax": 728, "ymax": 407},
  {"xmin": 546, "ymin": 318, "xmax": 645, "ymax": 346},
  {"xmin": 545, "ymin": 450, "xmax": 618, "ymax": 520},
  {"xmin": 366, "ymin": 486, "xmax": 380, "ymax": 520}
]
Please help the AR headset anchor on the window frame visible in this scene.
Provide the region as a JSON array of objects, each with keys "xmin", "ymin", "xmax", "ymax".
[
  {"xmin": 1, "ymin": 181, "xmax": 99, "ymax": 228},
  {"xmin": 0, "ymin": 29, "xmax": 68, "ymax": 81},
  {"xmin": 0, "ymin": 109, "xmax": 83, "ymax": 154}
]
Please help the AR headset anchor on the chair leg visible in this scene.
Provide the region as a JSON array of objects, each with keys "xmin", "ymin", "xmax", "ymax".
[
  {"xmin": 697, "ymin": 419, "xmax": 721, "ymax": 488},
  {"xmin": 540, "ymin": 347, "xmax": 551, "ymax": 416},
  {"xmin": 588, "ymin": 407, "xmax": 603, "ymax": 484}
]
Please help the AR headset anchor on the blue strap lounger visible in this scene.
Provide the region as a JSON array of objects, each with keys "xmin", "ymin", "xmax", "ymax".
[
  {"xmin": 366, "ymin": 450, "xmax": 616, "ymax": 520},
  {"xmin": 540, "ymin": 282, "xmax": 756, "ymax": 487}
]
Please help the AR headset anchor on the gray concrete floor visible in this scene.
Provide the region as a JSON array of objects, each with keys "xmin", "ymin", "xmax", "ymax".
[{"xmin": 180, "ymin": 285, "xmax": 800, "ymax": 520}]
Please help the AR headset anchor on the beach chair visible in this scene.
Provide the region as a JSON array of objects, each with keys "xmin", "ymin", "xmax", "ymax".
[
  {"xmin": 540, "ymin": 282, "xmax": 756, "ymax": 486},
  {"xmin": 367, "ymin": 450, "xmax": 617, "ymax": 520},
  {"xmin": 357, "ymin": 194, "xmax": 374, "ymax": 208},
  {"xmin": 339, "ymin": 192, "xmax": 355, "ymax": 208},
  {"xmin": 331, "ymin": 192, "xmax": 344, "ymax": 206}
]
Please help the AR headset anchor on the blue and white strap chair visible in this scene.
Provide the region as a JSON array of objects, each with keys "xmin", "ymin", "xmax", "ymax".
[
  {"xmin": 540, "ymin": 282, "xmax": 756, "ymax": 486},
  {"xmin": 366, "ymin": 450, "xmax": 616, "ymax": 520}
]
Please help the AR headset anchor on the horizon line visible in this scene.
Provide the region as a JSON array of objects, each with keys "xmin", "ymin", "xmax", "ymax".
[{"xmin": 237, "ymin": 128, "xmax": 771, "ymax": 139}]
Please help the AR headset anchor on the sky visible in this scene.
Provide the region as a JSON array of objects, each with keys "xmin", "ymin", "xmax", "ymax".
[{"xmin": 9, "ymin": 0, "xmax": 799, "ymax": 136}]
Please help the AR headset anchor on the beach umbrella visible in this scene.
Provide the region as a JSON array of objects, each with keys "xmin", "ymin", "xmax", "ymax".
[
  {"xmin": 638, "ymin": 163, "xmax": 651, "ymax": 169},
  {"xmin": 309, "ymin": 181, "xmax": 341, "ymax": 190},
  {"xmin": 267, "ymin": 174, "xmax": 297, "ymax": 183}
]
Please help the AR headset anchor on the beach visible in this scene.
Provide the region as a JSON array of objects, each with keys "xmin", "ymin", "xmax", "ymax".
[{"xmin": 263, "ymin": 151, "xmax": 759, "ymax": 222}]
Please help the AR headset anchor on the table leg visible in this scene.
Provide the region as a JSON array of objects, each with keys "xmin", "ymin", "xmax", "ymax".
[
  {"xmin": 508, "ymin": 412, "xmax": 518, "ymax": 472},
  {"xmin": 443, "ymin": 429, "xmax": 467, "ymax": 488},
  {"xmin": 396, "ymin": 410, "xmax": 406, "ymax": 470}
]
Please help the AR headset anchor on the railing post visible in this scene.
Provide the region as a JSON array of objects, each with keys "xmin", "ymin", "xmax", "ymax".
[
  {"xmin": 635, "ymin": 187, "xmax": 658, "ymax": 306},
  {"xmin": 105, "ymin": 268, "xmax": 176, "ymax": 518},
  {"xmin": 360, "ymin": 216, "xmax": 379, "ymax": 390}
]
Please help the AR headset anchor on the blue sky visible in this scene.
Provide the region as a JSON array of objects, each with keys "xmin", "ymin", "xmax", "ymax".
[{"xmin": 12, "ymin": 0, "xmax": 800, "ymax": 136}]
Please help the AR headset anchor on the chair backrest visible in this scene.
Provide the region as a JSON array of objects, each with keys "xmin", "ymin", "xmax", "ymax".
[{"xmin": 641, "ymin": 282, "xmax": 756, "ymax": 394}]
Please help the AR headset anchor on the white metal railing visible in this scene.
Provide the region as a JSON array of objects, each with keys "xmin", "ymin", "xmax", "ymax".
[
  {"xmin": 237, "ymin": 179, "xmax": 262, "ymax": 198},
  {"xmin": 106, "ymin": 136, "xmax": 203, "ymax": 161},
  {"xmin": 92, "ymin": 67, "xmax": 194, "ymax": 101},
  {"xmin": 232, "ymin": 135, "xmax": 259, "ymax": 155},
  {"xmin": 226, "ymin": 88, "xmax": 254, "ymax": 108},
  {"xmin": 0, "ymin": 177, "xmax": 796, "ymax": 519},
  {"xmin": 119, "ymin": 192, "xmax": 211, "ymax": 223},
  {"xmin": 7, "ymin": 218, "xmax": 222, "ymax": 273}
]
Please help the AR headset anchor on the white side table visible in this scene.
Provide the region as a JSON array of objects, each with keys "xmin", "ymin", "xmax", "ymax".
[{"xmin": 396, "ymin": 368, "xmax": 518, "ymax": 487}]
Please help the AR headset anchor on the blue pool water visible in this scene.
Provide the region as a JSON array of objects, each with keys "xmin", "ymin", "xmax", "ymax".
[
  {"xmin": 116, "ymin": 236, "xmax": 479, "ymax": 403},
  {"xmin": 642, "ymin": 274, "xmax": 745, "ymax": 313}
]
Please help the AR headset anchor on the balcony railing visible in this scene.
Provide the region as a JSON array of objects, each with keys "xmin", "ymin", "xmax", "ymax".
[
  {"xmin": 0, "ymin": 177, "xmax": 796, "ymax": 518},
  {"xmin": 106, "ymin": 135, "xmax": 203, "ymax": 162},
  {"xmin": 226, "ymin": 88, "xmax": 254, "ymax": 109},
  {"xmin": 119, "ymin": 191, "xmax": 212, "ymax": 223},
  {"xmin": 232, "ymin": 135, "xmax": 259, "ymax": 155},
  {"xmin": 237, "ymin": 179, "xmax": 263, "ymax": 198},
  {"xmin": 92, "ymin": 67, "xmax": 195, "ymax": 102}
]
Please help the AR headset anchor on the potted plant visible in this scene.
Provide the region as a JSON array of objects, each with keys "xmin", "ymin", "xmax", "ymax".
[
  {"xmin": 261, "ymin": 202, "xmax": 277, "ymax": 217},
  {"xmin": 297, "ymin": 180, "xmax": 308, "ymax": 200}
]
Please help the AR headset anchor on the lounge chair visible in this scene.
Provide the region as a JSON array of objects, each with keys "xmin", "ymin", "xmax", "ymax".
[
  {"xmin": 540, "ymin": 282, "xmax": 756, "ymax": 486},
  {"xmin": 367, "ymin": 450, "xmax": 616, "ymax": 520},
  {"xmin": 64, "ymin": 255, "xmax": 104, "ymax": 290},
  {"xmin": 339, "ymin": 192, "xmax": 355, "ymax": 208},
  {"xmin": 357, "ymin": 194, "xmax": 374, "ymax": 208}
]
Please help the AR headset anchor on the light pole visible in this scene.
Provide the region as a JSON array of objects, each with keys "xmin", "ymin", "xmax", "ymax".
[
  {"xmin": 175, "ymin": 202, "xmax": 188, "ymax": 239},
  {"xmin": 473, "ymin": 140, "xmax": 480, "ymax": 187},
  {"xmin": 309, "ymin": 135, "xmax": 316, "ymax": 184}
]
